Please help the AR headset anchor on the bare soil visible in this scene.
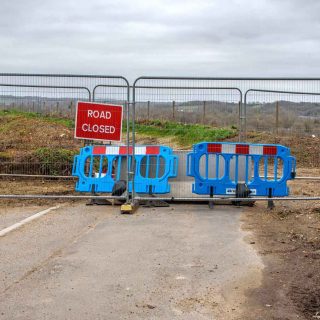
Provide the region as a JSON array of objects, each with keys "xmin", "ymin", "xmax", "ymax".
[
  {"xmin": 0, "ymin": 114, "xmax": 80, "ymax": 154},
  {"xmin": 241, "ymin": 178, "xmax": 320, "ymax": 320},
  {"xmin": 0, "ymin": 178, "xmax": 78, "ymax": 206},
  {"xmin": 229, "ymin": 131, "xmax": 320, "ymax": 168}
]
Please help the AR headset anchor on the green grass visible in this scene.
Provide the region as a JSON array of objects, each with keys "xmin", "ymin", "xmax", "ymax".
[
  {"xmin": 0, "ymin": 109, "xmax": 74, "ymax": 128},
  {"xmin": 133, "ymin": 120, "xmax": 237, "ymax": 146},
  {"xmin": 32, "ymin": 147, "xmax": 77, "ymax": 175},
  {"xmin": 0, "ymin": 151, "xmax": 11, "ymax": 160},
  {"xmin": 0, "ymin": 110, "xmax": 237, "ymax": 147},
  {"xmin": 34, "ymin": 147, "xmax": 77, "ymax": 162}
]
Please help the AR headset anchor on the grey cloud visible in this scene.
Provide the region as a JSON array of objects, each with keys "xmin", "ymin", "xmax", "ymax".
[{"xmin": 0, "ymin": 0, "xmax": 319, "ymax": 78}]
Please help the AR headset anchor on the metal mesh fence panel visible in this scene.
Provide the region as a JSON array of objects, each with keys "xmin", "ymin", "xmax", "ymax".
[
  {"xmin": 0, "ymin": 85, "xmax": 90, "ymax": 118},
  {"xmin": 133, "ymin": 80, "xmax": 242, "ymax": 129},
  {"xmin": 1, "ymin": 75, "xmax": 319, "ymax": 199},
  {"xmin": 131, "ymin": 77, "xmax": 320, "ymax": 201},
  {"xmin": 244, "ymin": 89, "xmax": 320, "ymax": 136},
  {"xmin": 132, "ymin": 77, "xmax": 243, "ymax": 200},
  {"xmin": 0, "ymin": 74, "xmax": 129, "ymax": 178},
  {"xmin": 244, "ymin": 89, "xmax": 320, "ymax": 169}
]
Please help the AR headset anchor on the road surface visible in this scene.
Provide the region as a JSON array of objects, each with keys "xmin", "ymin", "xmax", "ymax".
[{"xmin": 0, "ymin": 202, "xmax": 263, "ymax": 319}]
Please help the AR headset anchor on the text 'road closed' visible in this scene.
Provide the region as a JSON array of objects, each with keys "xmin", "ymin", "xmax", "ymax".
[{"xmin": 75, "ymin": 102, "xmax": 123, "ymax": 142}]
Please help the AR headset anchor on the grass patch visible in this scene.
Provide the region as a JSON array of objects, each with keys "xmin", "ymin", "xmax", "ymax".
[
  {"xmin": 34, "ymin": 147, "xmax": 77, "ymax": 162},
  {"xmin": 0, "ymin": 151, "xmax": 11, "ymax": 160},
  {"xmin": 134, "ymin": 120, "xmax": 237, "ymax": 146},
  {"xmin": 0, "ymin": 110, "xmax": 237, "ymax": 147},
  {"xmin": 0, "ymin": 109, "xmax": 74, "ymax": 128},
  {"xmin": 32, "ymin": 147, "xmax": 77, "ymax": 175}
]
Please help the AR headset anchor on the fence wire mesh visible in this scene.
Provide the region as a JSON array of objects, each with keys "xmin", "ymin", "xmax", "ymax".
[
  {"xmin": 132, "ymin": 77, "xmax": 243, "ymax": 200},
  {"xmin": 0, "ymin": 74, "xmax": 129, "ymax": 178},
  {"xmin": 244, "ymin": 89, "xmax": 320, "ymax": 136},
  {"xmin": 132, "ymin": 77, "xmax": 320, "ymax": 200},
  {"xmin": 0, "ymin": 75, "xmax": 319, "ymax": 200}
]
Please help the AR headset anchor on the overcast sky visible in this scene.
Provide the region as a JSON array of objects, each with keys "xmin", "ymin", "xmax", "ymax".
[{"xmin": 0, "ymin": 0, "xmax": 319, "ymax": 79}]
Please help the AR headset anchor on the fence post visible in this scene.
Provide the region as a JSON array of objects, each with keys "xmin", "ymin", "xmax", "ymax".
[
  {"xmin": 238, "ymin": 101, "xmax": 241, "ymax": 133},
  {"xmin": 203, "ymin": 101, "xmax": 206, "ymax": 124},
  {"xmin": 70, "ymin": 101, "xmax": 74, "ymax": 118},
  {"xmin": 172, "ymin": 101, "xmax": 175, "ymax": 121},
  {"xmin": 147, "ymin": 100, "xmax": 150, "ymax": 121},
  {"xmin": 275, "ymin": 101, "xmax": 279, "ymax": 135}
]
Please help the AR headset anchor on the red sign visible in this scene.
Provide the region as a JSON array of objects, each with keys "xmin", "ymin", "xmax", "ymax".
[{"xmin": 75, "ymin": 102, "xmax": 123, "ymax": 142}]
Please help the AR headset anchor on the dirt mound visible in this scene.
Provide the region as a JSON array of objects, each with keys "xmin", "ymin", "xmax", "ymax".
[
  {"xmin": 0, "ymin": 113, "xmax": 80, "ymax": 153},
  {"xmin": 242, "ymin": 179, "xmax": 320, "ymax": 320},
  {"xmin": 0, "ymin": 112, "xmax": 82, "ymax": 175},
  {"xmin": 228, "ymin": 131, "xmax": 320, "ymax": 168}
]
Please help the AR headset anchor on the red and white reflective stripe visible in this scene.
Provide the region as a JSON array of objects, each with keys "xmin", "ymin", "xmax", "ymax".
[
  {"xmin": 145, "ymin": 146, "xmax": 160, "ymax": 155},
  {"xmin": 93, "ymin": 146, "xmax": 106, "ymax": 155},
  {"xmin": 207, "ymin": 144, "xmax": 222, "ymax": 153},
  {"xmin": 222, "ymin": 144, "xmax": 236, "ymax": 154},
  {"xmin": 249, "ymin": 145, "xmax": 263, "ymax": 155},
  {"xmin": 207, "ymin": 143, "xmax": 278, "ymax": 156},
  {"xmin": 93, "ymin": 146, "xmax": 160, "ymax": 155},
  {"xmin": 262, "ymin": 146, "xmax": 277, "ymax": 155}
]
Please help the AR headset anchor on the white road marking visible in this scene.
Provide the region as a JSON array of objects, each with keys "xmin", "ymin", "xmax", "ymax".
[{"xmin": 0, "ymin": 206, "xmax": 60, "ymax": 237}]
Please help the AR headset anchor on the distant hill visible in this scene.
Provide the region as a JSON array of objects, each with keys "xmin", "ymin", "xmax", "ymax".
[
  {"xmin": 247, "ymin": 100, "xmax": 320, "ymax": 118},
  {"xmin": 1, "ymin": 95, "xmax": 320, "ymax": 118}
]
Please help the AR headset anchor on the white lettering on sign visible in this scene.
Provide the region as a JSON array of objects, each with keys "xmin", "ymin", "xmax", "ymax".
[
  {"xmin": 87, "ymin": 110, "xmax": 112, "ymax": 119},
  {"xmin": 75, "ymin": 101, "xmax": 123, "ymax": 142},
  {"xmin": 82, "ymin": 123, "xmax": 116, "ymax": 134}
]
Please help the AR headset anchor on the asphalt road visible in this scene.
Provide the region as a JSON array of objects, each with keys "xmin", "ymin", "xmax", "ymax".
[{"xmin": 0, "ymin": 202, "xmax": 263, "ymax": 319}]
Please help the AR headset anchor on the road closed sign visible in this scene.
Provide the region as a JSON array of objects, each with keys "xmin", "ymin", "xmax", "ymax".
[{"xmin": 75, "ymin": 102, "xmax": 123, "ymax": 142}]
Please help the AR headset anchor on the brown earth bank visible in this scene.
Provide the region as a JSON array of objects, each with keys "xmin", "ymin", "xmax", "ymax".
[
  {"xmin": 1, "ymin": 111, "xmax": 319, "ymax": 169},
  {"xmin": 241, "ymin": 179, "xmax": 320, "ymax": 320},
  {"xmin": 228, "ymin": 131, "xmax": 320, "ymax": 169}
]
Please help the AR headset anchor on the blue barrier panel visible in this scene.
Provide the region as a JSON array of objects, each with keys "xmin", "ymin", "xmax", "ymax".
[
  {"xmin": 72, "ymin": 145, "xmax": 178, "ymax": 194},
  {"xmin": 187, "ymin": 142, "xmax": 296, "ymax": 197}
]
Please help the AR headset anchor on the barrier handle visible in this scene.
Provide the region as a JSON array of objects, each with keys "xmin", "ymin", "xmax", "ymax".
[
  {"xmin": 72, "ymin": 156, "xmax": 78, "ymax": 176},
  {"xmin": 186, "ymin": 153, "xmax": 191, "ymax": 176},
  {"xmin": 168, "ymin": 156, "xmax": 178, "ymax": 177},
  {"xmin": 289, "ymin": 156, "xmax": 296, "ymax": 179},
  {"xmin": 172, "ymin": 155, "xmax": 178, "ymax": 176}
]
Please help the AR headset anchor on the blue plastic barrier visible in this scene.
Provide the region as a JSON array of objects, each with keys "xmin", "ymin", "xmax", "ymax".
[
  {"xmin": 187, "ymin": 142, "xmax": 296, "ymax": 197},
  {"xmin": 72, "ymin": 145, "xmax": 178, "ymax": 194}
]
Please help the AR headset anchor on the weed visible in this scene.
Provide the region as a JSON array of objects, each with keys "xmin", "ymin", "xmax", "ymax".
[
  {"xmin": 0, "ymin": 109, "xmax": 74, "ymax": 128},
  {"xmin": 133, "ymin": 120, "xmax": 237, "ymax": 147},
  {"xmin": 33, "ymin": 147, "xmax": 77, "ymax": 175}
]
